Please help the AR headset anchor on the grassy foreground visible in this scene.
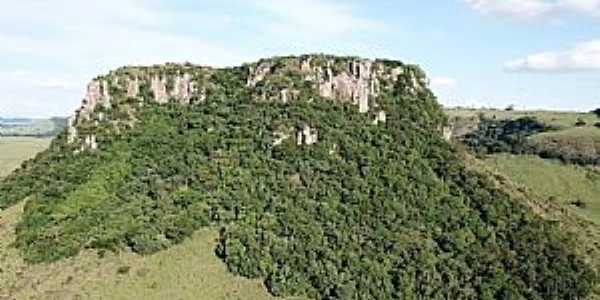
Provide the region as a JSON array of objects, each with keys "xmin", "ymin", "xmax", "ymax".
[
  {"xmin": 1, "ymin": 205, "xmax": 281, "ymax": 300},
  {"xmin": 484, "ymin": 154, "xmax": 600, "ymax": 223},
  {"xmin": 0, "ymin": 137, "xmax": 286, "ymax": 300}
]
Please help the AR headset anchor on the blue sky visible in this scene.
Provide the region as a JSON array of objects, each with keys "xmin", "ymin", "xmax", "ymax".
[{"xmin": 0, "ymin": 0, "xmax": 599, "ymax": 117}]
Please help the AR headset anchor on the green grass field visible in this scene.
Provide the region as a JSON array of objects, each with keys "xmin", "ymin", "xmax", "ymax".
[
  {"xmin": 484, "ymin": 154, "xmax": 600, "ymax": 223},
  {"xmin": 0, "ymin": 137, "xmax": 292, "ymax": 300},
  {"xmin": 0, "ymin": 137, "xmax": 51, "ymax": 177},
  {"xmin": 445, "ymin": 108, "xmax": 599, "ymax": 129}
]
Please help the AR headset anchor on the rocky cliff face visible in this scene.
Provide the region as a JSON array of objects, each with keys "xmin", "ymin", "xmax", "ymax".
[{"xmin": 66, "ymin": 55, "xmax": 433, "ymax": 150}]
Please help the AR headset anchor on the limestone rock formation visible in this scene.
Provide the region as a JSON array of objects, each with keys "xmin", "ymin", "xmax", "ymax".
[
  {"xmin": 151, "ymin": 76, "xmax": 169, "ymax": 104},
  {"xmin": 77, "ymin": 80, "xmax": 111, "ymax": 122},
  {"xmin": 273, "ymin": 131, "xmax": 290, "ymax": 146},
  {"xmin": 65, "ymin": 55, "xmax": 433, "ymax": 150},
  {"xmin": 127, "ymin": 78, "xmax": 140, "ymax": 98},
  {"xmin": 296, "ymin": 124, "xmax": 318, "ymax": 146},
  {"xmin": 317, "ymin": 60, "xmax": 374, "ymax": 113},
  {"xmin": 373, "ymin": 111, "xmax": 387, "ymax": 125}
]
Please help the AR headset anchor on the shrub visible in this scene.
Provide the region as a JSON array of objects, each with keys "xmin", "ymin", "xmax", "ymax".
[
  {"xmin": 575, "ymin": 118, "xmax": 587, "ymax": 127},
  {"xmin": 462, "ymin": 116, "xmax": 546, "ymax": 154},
  {"xmin": 117, "ymin": 266, "xmax": 131, "ymax": 275},
  {"xmin": 570, "ymin": 199, "xmax": 588, "ymax": 209}
]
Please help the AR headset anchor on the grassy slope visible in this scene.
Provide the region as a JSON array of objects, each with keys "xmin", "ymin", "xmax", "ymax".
[
  {"xmin": 463, "ymin": 154, "xmax": 600, "ymax": 299},
  {"xmin": 484, "ymin": 154, "xmax": 600, "ymax": 223},
  {"xmin": 0, "ymin": 138, "xmax": 287, "ymax": 300}
]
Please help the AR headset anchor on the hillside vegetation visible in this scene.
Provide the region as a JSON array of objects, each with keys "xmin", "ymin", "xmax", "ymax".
[
  {"xmin": 0, "ymin": 138, "xmax": 290, "ymax": 300},
  {"xmin": 530, "ymin": 127, "xmax": 600, "ymax": 165},
  {"xmin": 1, "ymin": 55, "xmax": 598, "ymax": 299}
]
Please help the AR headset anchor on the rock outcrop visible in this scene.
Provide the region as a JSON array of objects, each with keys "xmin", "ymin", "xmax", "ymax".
[
  {"xmin": 77, "ymin": 80, "xmax": 111, "ymax": 122},
  {"xmin": 296, "ymin": 124, "xmax": 318, "ymax": 146},
  {"xmin": 373, "ymin": 111, "xmax": 387, "ymax": 125},
  {"xmin": 151, "ymin": 76, "xmax": 169, "ymax": 104},
  {"xmin": 66, "ymin": 55, "xmax": 432, "ymax": 150},
  {"xmin": 127, "ymin": 78, "xmax": 140, "ymax": 98},
  {"xmin": 317, "ymin": 60, "xmax": 374, "ymax": 113},
  {"xmin": 172, "ymin": 74, "xmax": 194, "ymax": 104}
]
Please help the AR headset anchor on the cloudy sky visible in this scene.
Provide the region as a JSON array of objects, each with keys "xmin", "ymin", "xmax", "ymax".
[{"xmin": 0, "ymin": 0, "xmax": 598, "ymax": 117}]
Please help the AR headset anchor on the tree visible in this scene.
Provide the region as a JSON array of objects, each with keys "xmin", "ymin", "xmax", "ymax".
[{"xmin": 575, "ymin": 118, "xmax": 587, "ymax": 127}]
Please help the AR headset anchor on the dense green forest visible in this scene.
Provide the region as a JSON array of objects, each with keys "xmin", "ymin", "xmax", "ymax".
[
  {"xmin": 462, "ymin": 116, "xmax": 547, "ymax": 154},
  {"xmin": 0, "ymin": 56, "xmax": 597, "ymax": 299}
]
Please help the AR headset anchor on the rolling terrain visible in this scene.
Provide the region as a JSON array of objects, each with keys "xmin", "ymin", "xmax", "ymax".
[
  {"xmin": 446, "ymin": 108, "xmax": 600, "ymax": 222},
  {"xmin": 0, "ymin": 118, "xmax": 67, "ymax": 137},
  {"xmin": 0, "ymin": 56, "xmax": 598, "ymax": 299},
  {"xmin": 484, "ymin": 154, "xmax": 600, "ymax": 223}
]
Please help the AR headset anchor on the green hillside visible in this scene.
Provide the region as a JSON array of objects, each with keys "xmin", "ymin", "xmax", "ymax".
[
  {"xmin": 1, "ymin": 56, "xmax": 598, "ymax": 299},
  {"xmin": 484, "ymin": 154, "xmax": 600, "ymax": 223},
  {"xmin": 0, "ymin": 138, "xmax": 292, "ymax": 300}
]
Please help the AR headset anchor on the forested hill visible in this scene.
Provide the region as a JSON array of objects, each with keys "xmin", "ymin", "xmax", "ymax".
[{"xmin": 0, "ymin": 55, "xmax": 597, "ymax": 299}]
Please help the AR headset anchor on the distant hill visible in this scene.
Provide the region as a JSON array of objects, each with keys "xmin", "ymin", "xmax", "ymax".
[
  {"xmin": 446, "ymin": 108, "xmax": 600, "ymax": 166},
  {"xmin": 0, "ymin": 117, "xmax": 67, "ymax": 137},
  {"xmin": 0, "ymin": 55, "xmax": 598, "ymax": 299}
]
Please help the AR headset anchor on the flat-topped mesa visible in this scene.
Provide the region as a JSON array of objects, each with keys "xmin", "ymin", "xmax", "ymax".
[{"xmin": 66, "ymin": 55, "xmax": 432, "ymax": 150}]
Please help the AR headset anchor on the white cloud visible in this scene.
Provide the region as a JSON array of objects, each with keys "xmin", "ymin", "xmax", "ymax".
[
  {"xmin": 0, "ymin": 0, "xmax": 384, "ymax": 117},
  {"xmin": 0, "ymin": 0, "xmax": 251, "ymax": 117},
  {"xmin": 249, "ymin": 0, "xmax": 383, "ymax": 37},
  {"xmin": 0, "ymin": 1, "xmax": 246, "ymax": 67},
  {"xmin": 464, "ymin": 0, "xmax": 600, "ymax": 20},
  {"xmin": 505, "ymin": 40, "xmax": 600, "ymax": 72},
  {"xmin": 430, "ymin": 76, "xmax": 458, "ymax": 89},
  {"xmin": 7, "ymin": 73, "xmax": 79, "ymax": 91},
  {"xmin": 0, "ymin": 70, "xmax": 87, "ymax": 117}
]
